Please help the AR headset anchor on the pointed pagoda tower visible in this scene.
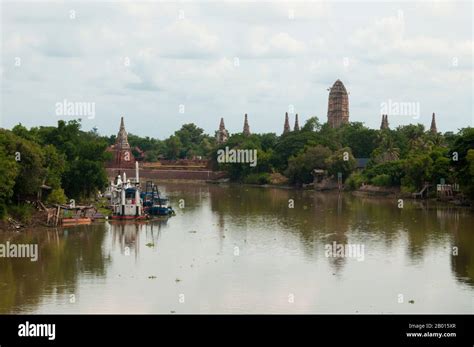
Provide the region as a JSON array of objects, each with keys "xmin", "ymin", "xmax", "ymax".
[
  {"xmin": 294, "ymin": 114, "xmax": 300, "ymax": 131},
  {"xmin": 216, "ymin": 117, "xmax": 229, "ymax": 144},
  {"xmin": 380, "ymin": 114, "xmax": 389, "ymax": 130},
  {"xmin": 243, "ymin": 113, "xmax": 251, "ymax": 135},
  {"xmin": 116, "ymin": 117, "xmax": 131, "ymax": 150},
  {"xmin": 283, "ymin": 112, "xmax": 291, "ymax": 134},
  {"xmin": 106, "ymin": 116, "xmax": 135, "ymax": 168},
  {"xmin": 430, "ymin": 113, "xmax": 437, "ymax": 134}
]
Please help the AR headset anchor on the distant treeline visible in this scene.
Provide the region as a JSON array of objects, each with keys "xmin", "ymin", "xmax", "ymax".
[
  {"xmin": 208, "ymin": 118, "xmax": 474, "ymax": 199},
  {"xmin": 1, "ymin": 117, "xmax": 474, "ymax": 219}
]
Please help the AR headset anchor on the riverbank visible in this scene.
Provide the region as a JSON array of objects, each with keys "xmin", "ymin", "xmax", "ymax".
[
  {"xmin": 205, "ymin": 180, "xmax": 473, "ymax": 208},
  {"xmin": 0, "ymin": 209, "xmax": 49, "ymax": 231},
  {"xmin": 2, "ymin": 181, "xmax": 471, "ymax": 232}
]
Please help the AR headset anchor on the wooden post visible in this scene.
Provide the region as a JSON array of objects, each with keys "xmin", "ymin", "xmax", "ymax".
[{"xmin": 55, "ymin": 206, "xmax": 60, "ymax": 226}]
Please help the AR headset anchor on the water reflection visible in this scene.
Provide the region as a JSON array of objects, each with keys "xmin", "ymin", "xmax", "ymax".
[
  {"xmin": 0, "ymin": 225, "xmax": 109, "ymax": 313},
  {"xmin": 110, "ymin": 219, "xmax": 169, "ymax": 257},
  {"xmin": 0, "ymin": 183, "xmax": 473, "ymax": 313}
]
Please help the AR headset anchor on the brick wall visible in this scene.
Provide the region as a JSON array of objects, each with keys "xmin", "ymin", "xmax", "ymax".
[{"xmin": 106, "ymin": 168, "xmax": 227, "ymax": 181}]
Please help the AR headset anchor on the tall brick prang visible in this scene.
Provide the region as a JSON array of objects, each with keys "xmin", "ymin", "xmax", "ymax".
[{"xmin": 327, "ymin": 79, "xmax": 349, "ymax": 128}]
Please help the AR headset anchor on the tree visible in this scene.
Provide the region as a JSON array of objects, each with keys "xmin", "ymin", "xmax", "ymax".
[
  {"xmin": 340, "ymin": 122, "xmax": 378, "ymax": 157},
  {"xmin": 285, "ymin": 145, "xmax": 332, "ymax": 184},
  {"xmin": 325, "ymin": 147, "xmax": 356, "ymax": 181},
  {"xmin": 10, "ymin": 120, "xmax": 109, "ymax": 200},
  {"xmin": 273, "ymin": 130, "xmax": 319, "ymax": 170},
  {"xmin": 301, "ymin": 116, "xmax": 322, "ymax": 132},
  {"xmin": 0, "ymin": 143, "xmax": 19, "ymax": 207},
  {"xmin": 451, "ymin": 128, "xmax": 474, "ymax": 198},
  {"xmin": 164, "ymin": 135, "xmax": 182, "ymax": 160},
  {"xmin": 401, "ymin": 154, "xmax": 433, "ymax": 191},
  {"xmin": 0, "ymin": 130, "xmax": 45, "ymax": 199}
]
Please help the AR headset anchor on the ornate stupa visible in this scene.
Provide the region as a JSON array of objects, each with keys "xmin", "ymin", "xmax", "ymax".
[
  {"xmin": 430, "ymin": 113, "xmax": 438, "ymax": 134},
  {"xmin": 380, "ymin": 114, "xmax": 389, "ymax": 130},
  {"xmin": 106, "ymin": 117, "xmax": 136, "ymax": 168},
  {"xmin": 216, "ymin": 117, "xmax": 229, "ymax": 144},
  {"xmin": 327, "ymin": 79, "xmax": 349, "ymax": 128},
  {"xmin": 243, "ymin": 113, "xmax": 251, "ymax": 136},
  {"xmin": 294, "ymin": 113, "xmax": 300, "ymax": 131},
  {"xmin": 283, "ymin": 112, "xmax": 291, "ymax": 134},
  {"xmin": 116, "ymin": 117, "xmax": 131, "ymax": 149}
]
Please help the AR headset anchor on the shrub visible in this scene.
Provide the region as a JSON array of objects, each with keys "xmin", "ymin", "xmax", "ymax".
[
  {"xmin": 0, "ymin": 204, "xmax": 6, "ymax": 220},
  {"xmin": 363, "ymin": 160, "xmax": 404, "ymax": 186},
  {"xmin": 371, "ymin": 174, "xmax": 391, "ymax": 187},
  {"xmin": 8, "ymin": 204, "xmax": 34, "ymax": 224},
  {"xmin": 46, "ymin": 188, "xmax": 68, "ymax": 205},
  {"xmin": 345, "ymin": 172, "xmax": 365, "ymax": 190},
  {"xmin": 244, "ymin": 173, "xmax": 270, "ymax": 185}
]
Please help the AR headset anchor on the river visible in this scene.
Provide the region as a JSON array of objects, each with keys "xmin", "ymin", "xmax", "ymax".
[{"xmin": 0, "ymin": 183, "xmax": 473, "ymax": 313}]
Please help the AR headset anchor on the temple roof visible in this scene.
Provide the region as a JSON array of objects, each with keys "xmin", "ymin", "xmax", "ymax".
[{"xmin": 329, "ymin": 79, "xmax": 348, "ymax": 96}]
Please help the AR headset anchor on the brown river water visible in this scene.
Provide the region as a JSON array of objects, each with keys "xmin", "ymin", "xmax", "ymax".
[{"xmin": 0, "ymin": 183, "xmax": 473, "ymax": 313}]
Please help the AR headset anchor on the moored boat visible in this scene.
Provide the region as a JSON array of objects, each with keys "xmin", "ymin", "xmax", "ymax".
[
  {"xmin": 141, "ymin": 181, "xmax": 175, "ymax": 217},
  {"xmin": 109, "ymin": 162, "xmax": 147, "ymax": 220}
]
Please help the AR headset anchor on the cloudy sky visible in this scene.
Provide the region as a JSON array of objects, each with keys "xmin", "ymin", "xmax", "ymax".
[{"xmin": 1, "ymin": 0, "xmax": 472, "ymax": 138}]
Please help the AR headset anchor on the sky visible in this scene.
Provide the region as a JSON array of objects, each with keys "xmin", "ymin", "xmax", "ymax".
[{"xmin": 1, "ymin": 0, "xmax": 473, "ymax": 139}]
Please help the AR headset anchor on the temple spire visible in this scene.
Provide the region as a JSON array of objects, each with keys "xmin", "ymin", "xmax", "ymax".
[
  {"xmin": 283, "ymin": 112, "xmax": 291, "ymax": 134},
  {"xmin": 327, "ymin": 79, "xmax": 349, "ymax": 128},
  {"xmin": 116, "ymin": 116, "xmax": 130, "ymax": 149},
  {"xmin": 216, "ymin": 117, "xmax": 229, "ymax": 144},
  {"xmin": 243, "ymin": 114, "xmax": 251, "ymax": 136},
  {"xmin": 430, "ymin": 113, "xmax": 437, "ymax": 134},
  {"xmin": 380, "ymin": 114, "xmax": 389, "ymax": 130},
  {"xmin": 294, "ymin": 113, "xmax": 300, "ymax": 131}
]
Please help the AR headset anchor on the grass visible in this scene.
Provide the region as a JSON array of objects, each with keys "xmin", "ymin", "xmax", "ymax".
[{"xmin": 8, "ymin": 204, "xmax": 35, "ymax": 224}]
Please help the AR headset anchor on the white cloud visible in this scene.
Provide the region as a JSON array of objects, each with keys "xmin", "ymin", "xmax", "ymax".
[{"xmin": 0, "ymin": 1, "xmax": 472, "ymax": 135}]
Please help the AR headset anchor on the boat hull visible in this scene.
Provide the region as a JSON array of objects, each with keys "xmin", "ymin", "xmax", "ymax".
[
  {"xmin": 62, "ymin": 218, "xmax": 92, "ymax": 225},
  {"xmin": 110, "ymin": 215, "xmax": 148, "ymax": 220}
]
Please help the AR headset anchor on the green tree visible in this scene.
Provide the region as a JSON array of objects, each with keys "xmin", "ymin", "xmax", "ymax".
[
  {"xmin": 285, "ymin": 145, "xmax": 332, "ymax": 184},
  {"xmin": 451, "ymin": 128, "xmax": 474, "ymax": 198},
  {"xmin": 0, "ymin": 143, "xmax": 19, "ymax": 207},
  {"xmin": 325, "ymin": 147, "xmax": 356, "ymax": 181}
]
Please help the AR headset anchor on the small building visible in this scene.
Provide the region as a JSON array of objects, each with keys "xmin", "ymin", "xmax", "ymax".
[
  {"xmin": 355, "ymin": 158, "xmax": 370, "ymax": 170},
  {"xmin": 312, "ymin": 169, "xmax": 326, "ymax": 184}
]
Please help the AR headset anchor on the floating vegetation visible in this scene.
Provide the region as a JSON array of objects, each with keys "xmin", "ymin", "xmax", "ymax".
[{"xmin": 145, "ymin": 242, "xmax": 154, "ymax": 247}]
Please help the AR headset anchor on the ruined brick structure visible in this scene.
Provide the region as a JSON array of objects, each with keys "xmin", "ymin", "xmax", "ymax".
[
  {"xmin": 106, "ymin": 117, "xmax": 136, "ymax": 168},
  {"xmin": 216, "ymin": 117, "xmax": 229, "ymax": 144},
  {"xmin": 380, "ymin": 114, "xmax": 389, "ymax": 130},
  {"xmin": 243, "ymin": 113, "xmax": 251, "ymax": 135},
  {"xmin": 430, "ymin": 113, "xmax": 438, "ymax": 134},
  {"xmin": 327, "ymin": 79, "xmax": 349, "ymax": 128},
  {"xmin": 283, "ymin": 112, "xmax": 291, "ymax": 134},
  {"xmin": 294, "ymin": 113, "xmax": 300, "ymax": 131}
]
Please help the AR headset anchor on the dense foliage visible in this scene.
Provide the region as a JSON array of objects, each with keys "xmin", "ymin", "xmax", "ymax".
[
  {"xmin": 1, "ymin": 117, "xmax": 473, "ymax": 221},
  {"xmin": 0, "ymin": 120, "xmax": 109, "ymax": 216}
]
